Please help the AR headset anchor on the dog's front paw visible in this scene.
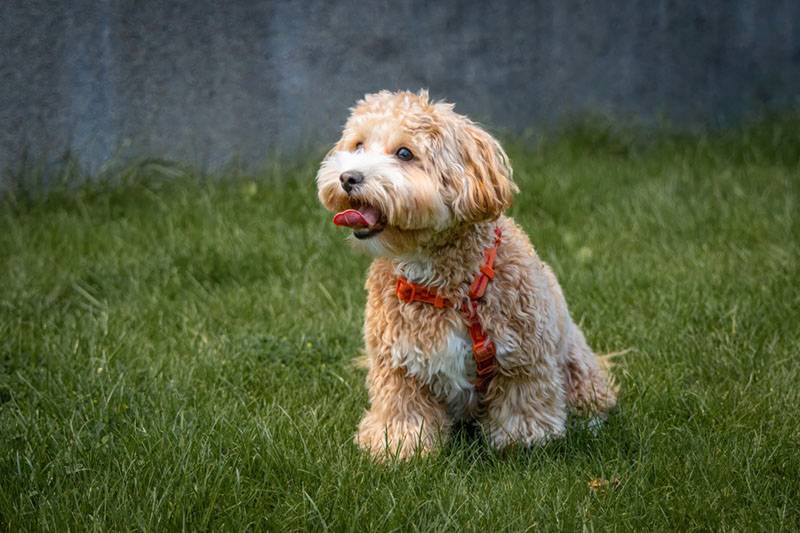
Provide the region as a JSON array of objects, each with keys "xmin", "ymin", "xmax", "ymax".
[
  {"xmin": 355, "ymin": 412, "xmax": 440, "ymax": 462},
  {"xmin": 487, "ymin": 414, "xmax": 566, "ymax": 450}
]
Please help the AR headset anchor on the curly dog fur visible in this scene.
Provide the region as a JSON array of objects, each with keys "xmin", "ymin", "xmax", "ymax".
[{"xmin": 316, "ymin": 90, "xmax": 617, "ymax": 460}]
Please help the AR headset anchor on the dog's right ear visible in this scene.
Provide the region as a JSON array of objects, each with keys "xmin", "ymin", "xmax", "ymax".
[{"xmin": 439, "ymin": 119, "xmax": 518, "ymax": 223}]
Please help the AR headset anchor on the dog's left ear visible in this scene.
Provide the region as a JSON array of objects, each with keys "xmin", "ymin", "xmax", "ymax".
[{"xmin": 446, "ymin": 121, "xmax": 518, "ymax": 222}]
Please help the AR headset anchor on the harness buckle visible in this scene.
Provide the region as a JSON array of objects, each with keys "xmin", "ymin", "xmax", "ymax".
[
  {"xmin": 468, "ymin": 275, "xmax": 489, "ymax": 299},
  {"xmin": 473, "ymin": 339, "xmax": 496, "ymax": 362},
  {"xmin": 396, "ymin": 277, "xmax": 412, "ymax": 303}
]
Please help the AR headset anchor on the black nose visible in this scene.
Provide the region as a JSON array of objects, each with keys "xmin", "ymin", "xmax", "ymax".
[{"xmin": 339, "ymin": 170, "xmax": 364, "ymax": 193}]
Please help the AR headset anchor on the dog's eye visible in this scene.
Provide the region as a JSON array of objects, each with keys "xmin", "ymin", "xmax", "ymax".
[
  {"xmin": 354, "ymin": 142, "xmax": 363, "ymax": 152},
  {"xmin": 395, "ymin": 147, "xmax": 413, "ymax": 161}
]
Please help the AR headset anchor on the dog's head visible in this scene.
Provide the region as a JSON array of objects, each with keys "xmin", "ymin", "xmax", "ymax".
[{"xmin": 316, "ymin": 90, "xmax": 518, "ymax": 255}]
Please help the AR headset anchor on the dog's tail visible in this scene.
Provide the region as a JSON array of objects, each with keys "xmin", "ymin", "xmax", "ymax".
[{"xmin": 596, "ymin": 348, "xmax": 631, "ymax": 372}]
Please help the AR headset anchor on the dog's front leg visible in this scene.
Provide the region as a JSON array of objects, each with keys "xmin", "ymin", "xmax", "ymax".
[
  {"xmin": 355, "ymin": 355, "xmax": 450, "ymax": 461},
  {"xmin": 483, "ymin": 369, "xmax": 568, "ymax": 450}
]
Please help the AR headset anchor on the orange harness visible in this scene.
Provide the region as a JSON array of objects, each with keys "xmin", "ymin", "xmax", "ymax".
[{"xmin": 395, "ymin": 227, "xmax": 502, "ymax": 392}]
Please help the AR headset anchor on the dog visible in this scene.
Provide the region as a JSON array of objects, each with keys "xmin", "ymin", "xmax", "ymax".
[{"xmin": 316, "ymin": 90, "xmax": 617, "ymax": 460}]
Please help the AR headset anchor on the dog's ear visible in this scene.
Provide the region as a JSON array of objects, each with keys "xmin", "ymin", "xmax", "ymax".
[{"xmin": 444, "ymin": 121, "xmax": 518, "ymax": 222}]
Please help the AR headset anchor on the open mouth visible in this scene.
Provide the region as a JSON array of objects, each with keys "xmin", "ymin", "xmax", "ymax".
[{"xmin": 332, "ymin": 204, "xmax": 386, "ymax": 239}]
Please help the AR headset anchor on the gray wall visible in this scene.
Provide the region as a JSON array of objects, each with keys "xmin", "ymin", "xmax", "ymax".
[{"xmin": 2, "ymin": 0, "xmax": 799, "ymax": 176}]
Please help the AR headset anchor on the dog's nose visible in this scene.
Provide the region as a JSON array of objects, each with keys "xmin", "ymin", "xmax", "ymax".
[{"xmin": 339, "ymin": 170, "xmax": 364, "ymax": 193}]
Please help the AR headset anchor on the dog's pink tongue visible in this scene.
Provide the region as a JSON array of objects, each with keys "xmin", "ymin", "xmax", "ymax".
[{"xmin": 333, "ymin": 207, "xmax": 380, "ymax": 229}]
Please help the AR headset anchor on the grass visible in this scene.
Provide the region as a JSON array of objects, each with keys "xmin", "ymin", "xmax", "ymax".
[{"xmin": 1, "ymin": 119, "xmax": 798, "ymax": 531}]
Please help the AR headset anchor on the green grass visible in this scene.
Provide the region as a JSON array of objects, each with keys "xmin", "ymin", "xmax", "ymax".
[{"xmin": 1, "ymin": 120, "xmax": 799, "ymax": 531}]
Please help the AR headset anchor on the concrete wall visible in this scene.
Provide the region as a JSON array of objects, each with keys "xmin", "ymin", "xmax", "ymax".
[{"xmin": 2, "ymin": 0, "xmax": 799, "ymax": 176}]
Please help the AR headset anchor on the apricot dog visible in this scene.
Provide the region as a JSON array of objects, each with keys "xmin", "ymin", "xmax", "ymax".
[{"xmin": 317, "ymin": 90, "xmax": 616, "ymax": 460}]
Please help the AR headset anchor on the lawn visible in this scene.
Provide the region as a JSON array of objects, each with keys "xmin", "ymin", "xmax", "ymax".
[{"xmin": 1, "ymin": 120, "xmax": 798, "ymax": 531}]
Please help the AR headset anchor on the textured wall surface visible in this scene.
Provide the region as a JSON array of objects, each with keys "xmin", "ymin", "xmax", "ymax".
[{"xmin": 2, "ymin": 0, "xmax": 799, "ymax": 176}]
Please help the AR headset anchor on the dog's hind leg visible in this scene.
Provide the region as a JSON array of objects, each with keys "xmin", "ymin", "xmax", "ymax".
[{"xmin": 563, "ymin": 323, "xmax": 618, "ymax": 418}]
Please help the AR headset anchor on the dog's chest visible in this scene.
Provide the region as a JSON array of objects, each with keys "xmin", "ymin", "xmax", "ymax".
[{"xmin": 390, "ymin": 319, "xmax": 478, "ymax": 417}]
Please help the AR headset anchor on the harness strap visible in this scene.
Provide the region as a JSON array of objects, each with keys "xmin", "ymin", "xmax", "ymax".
[
  {"xmin": 395, "ymin": 277, "xmax": 451, "ymax": 309},
  {"xmin": 395, "ymin": 226, "xmax": 502, "ymax": 392}
]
